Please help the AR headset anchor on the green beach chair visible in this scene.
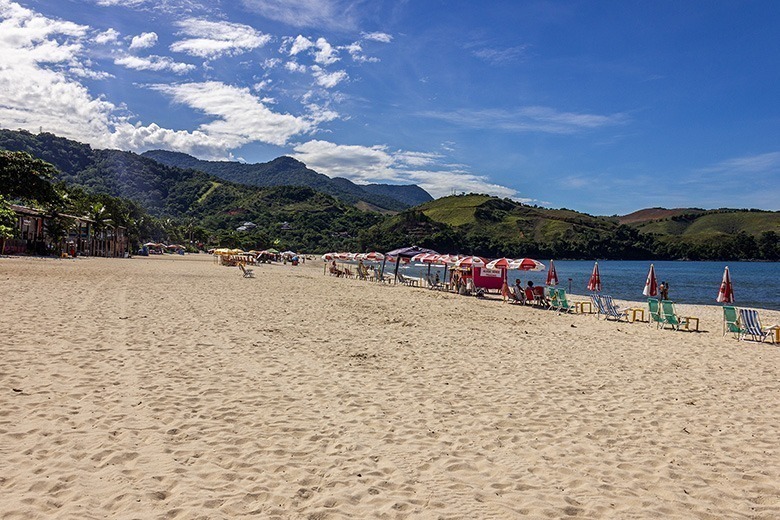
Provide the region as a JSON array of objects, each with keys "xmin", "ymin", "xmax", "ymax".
[
  {"xmin": 648, "ymin": 298, "xmax": 663, "ymax": 328},
  {"xmin": 722, "ymin": 305, "xmax": 741, "ymax": 338},
  {"xmin": 660, "ymin": 300, "xmax": 688, "ymax": 331},
  {"xmin": 555, "ymin": 288, "xmax": 574, "ymax": 313}
]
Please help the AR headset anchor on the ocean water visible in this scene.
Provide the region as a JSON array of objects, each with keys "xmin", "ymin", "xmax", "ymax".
[{"xmin": 394, "ymin": 260, "xmax": 780, "ymax": 311}]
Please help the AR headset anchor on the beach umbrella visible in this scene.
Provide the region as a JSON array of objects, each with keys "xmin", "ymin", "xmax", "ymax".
[
  {"xmin": 546, "ymin": 259, "xmax": 559, "ymax": 286},
  {"xmin": 643, "ymin": 264, "xmax": 658, "ymax": 297},
  {"xmin": 454, "ymin": 256, "xmax": 486, "ymax": 268},
  {"xmin": 716, "ymin": 266, "xmax": 735, "ymax": 303},
  {"xmin": 507, "ymin": 258, "xmax": 546, "ymax": 271},
  {"xmin": 363, "ymin": 251, "xmax": 384, "ymax": 262},
  {"xmin": 587, "ymin": 261, "xmax": 602, "ymax": 292},
  {"xmin": 485, "ymin": 257, "xmax": 512, "ymax": 270}
]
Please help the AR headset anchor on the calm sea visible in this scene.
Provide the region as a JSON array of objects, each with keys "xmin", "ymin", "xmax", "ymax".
[{"xmin": 396, "ymin": 260, "xmax": 780, "ymax": 311}]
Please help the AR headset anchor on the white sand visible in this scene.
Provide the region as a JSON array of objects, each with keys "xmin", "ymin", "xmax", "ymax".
[{"xmin": 1, "ymin": 254, "xmax": 778, "ymax": 519}]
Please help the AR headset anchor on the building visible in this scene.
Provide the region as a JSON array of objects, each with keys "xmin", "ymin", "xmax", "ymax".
[{"xmin": 4, "ymin": 205, "xmax": 127, "ymax": 257}]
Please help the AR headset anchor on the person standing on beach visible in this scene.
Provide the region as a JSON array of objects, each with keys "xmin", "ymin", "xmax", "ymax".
[{"xmin": 660, "ymin": 281, "xmax": 669, "ymax": 300}]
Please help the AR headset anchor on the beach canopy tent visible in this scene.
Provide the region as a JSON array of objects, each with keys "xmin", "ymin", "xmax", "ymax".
[{"xmin": 385, "ymin": 246, "xmax": 439, "ymax": 283}]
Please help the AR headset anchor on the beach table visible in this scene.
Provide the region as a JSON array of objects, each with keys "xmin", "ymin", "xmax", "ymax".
[{"xmin": 626, "ymin": 307, "xmax": 645, "ymax": 323}]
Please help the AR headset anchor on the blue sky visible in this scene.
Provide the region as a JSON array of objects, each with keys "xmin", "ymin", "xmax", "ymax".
[{"xmin": 1, "ymin": 0, "xmax": 778, "ymax": 214}]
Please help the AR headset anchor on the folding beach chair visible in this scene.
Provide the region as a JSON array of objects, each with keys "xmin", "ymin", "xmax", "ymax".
[
  {"xmin": 238, "ymin": 263, "xmax": 254, "ymax": 278},
  {"xmin": 591, "ymin": 294, "xmax": 607, "ymax": 319},
  {"xmin": 660, "ymin": 300, "xmax": 688, "ymax": 331},
  {"xmin": 738, "ymin": 308, "xmax": 773, "ymax": 343},
  {"xmin": 554, "ymin": 288, "xmax": 574, "ymax": 313},
  {"xmin": 647, "ymin": 298, "xmax": 664, "ymax": 328},
  {"xmin": 601, "ymin": 295, "xmax": 628, "ymax": 322},
  {"xmin": 722, "ymin": 306, "xmax": 741, "ymax": 338}
]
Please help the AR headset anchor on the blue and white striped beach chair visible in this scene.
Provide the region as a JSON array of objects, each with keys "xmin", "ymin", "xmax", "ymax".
[{"xmin": 738, "ymin": 308, "xmax": 773, "ymax": 343}]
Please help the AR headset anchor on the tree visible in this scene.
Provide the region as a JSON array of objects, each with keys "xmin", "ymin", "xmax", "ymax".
[
  {"xmin": 0, "ymin": 195, "xmax": 16, "ymax": 255},
  {"xmin": 43, "ymin": 210, "xmax": 74, "ymax": 256},
  {"xmin": 0, "ymin": 151, "xmax": 62, "ymax": 205}
]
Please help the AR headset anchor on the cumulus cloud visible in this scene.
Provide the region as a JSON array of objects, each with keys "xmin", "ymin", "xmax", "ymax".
[
  {"xmin": 115, "ymin": 54, "xmax": 195, "ymax": 74},
  {"xmin": 94, "ymin": 28, "xmax": 120, "ymax": 45},
  {"xmin": 287, "ymin": 34, "xmax": 313, "ymax": 55},
  {"xmin": 419, "ymin": 106, "xmax": 628, "ymax": 134},
  {"xmin": 170, "ymin": 18, "xmax": 271, "ymax": 59},
  {"xmin": 0, "ymin": 2, "xmax": 334, "ymax": 159},
  {"xmin": 292, "ymin": 140, "xmax": 519, "ymax": 199},
  {"xmin": 129, "ymin": 31, "xmax": 157, "ymax": 49},
  {"xmin": 311, "ymin": 65, "xmax": 347, "ymax": 88},
  {"xmin": 149, "ymin": 81, "xmax": 321, "ymax": 147},
  {"xmin": 313, "ymin": 37, "xmax": 339, "ymax": 65},
  {"xmin": 284, "ymin": 60, "xmax": 307, "ymax": 73}
]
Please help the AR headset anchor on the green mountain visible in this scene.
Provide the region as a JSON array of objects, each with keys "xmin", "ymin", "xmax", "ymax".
[
  {"xmin": 2, "ymin": 128, "xmax": 777, "ymax": 260},
  {"xmin": 0, "ymin": 129, "xmax": 383, "ymax": 252},
  {"xmin": 141, "ymin": 149, "xmax": 432, "ymax": 211},
  {"xmin": 358, "ymin": 194, "xmax": 780, "ymax": 260}
]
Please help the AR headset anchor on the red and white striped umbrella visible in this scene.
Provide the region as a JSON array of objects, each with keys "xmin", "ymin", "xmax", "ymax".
[
  {"xmin": 546, "ymin": 259, "xmax": 559, "ymax": 286},
  {"xmin": 587, "ymin": 261, "xmax": 602, "ymax": 292},
  {"xmin": 363, "ymin": 251, "xmax": 385, "ymax": 262},
  {"xmin": 485, "ymin": 257, "xmax": 513, "ymax": 269},
  {"xmin": 642, "ymin": 264, "xmax": 658, "ymax": 297},
  {"xmin": 507, "ymin": 257, "xmax": 546, "ymax": 271},
  {"xmin": 438, "ymin": 254, "xmax": 462, "ymax": 265},
  {"xmin": 454, "ymin": 256, "xmax": 487, "ymax": 268},
  {"xmin": 716, "ymin": 266, "xmax": 735, "ymax": 303},
  {"xmin": 411, "ymin": 253, "xmax": 441, "ymax": 263}
]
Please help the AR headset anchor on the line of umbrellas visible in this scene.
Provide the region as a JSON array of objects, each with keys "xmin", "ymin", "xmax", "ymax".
[{"xmin": 325, "ymin": 251, "xmax": 737, "ymax": 305}]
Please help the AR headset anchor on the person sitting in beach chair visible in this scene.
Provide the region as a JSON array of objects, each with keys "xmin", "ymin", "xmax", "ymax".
[
  {"xmin": 329, "ymin": 260, "xmax": 343, "ymax": 277},
  {"xmin": 238, "ymin": 263, "xmax": 254, "ymax": 278},
  {"xmin": 509, "ymin": 279, "xmax": 525, "ymax": 304}
]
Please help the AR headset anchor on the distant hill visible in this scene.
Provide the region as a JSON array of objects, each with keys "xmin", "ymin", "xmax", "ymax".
[
  {"xmin": 361, "ymin": 194, "xmax": 780, "ymax": 260},
  {"xmin": 141, "ymin": 149, "xmax": 432, "ymax": 212},
  {"xmin": 617, "ymin": 207, "xmax": 706, "ymax": 224}
]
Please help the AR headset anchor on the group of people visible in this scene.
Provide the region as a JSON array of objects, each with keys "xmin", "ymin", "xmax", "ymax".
[{"xmin": 502, "ymin": 279, "xmax": 549, "ymax": 305}]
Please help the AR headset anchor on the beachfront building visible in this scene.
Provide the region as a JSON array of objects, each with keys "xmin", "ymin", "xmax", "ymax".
[{"xmin": 5, "ymin": 204, "xmax": 127, "ymax": 257}]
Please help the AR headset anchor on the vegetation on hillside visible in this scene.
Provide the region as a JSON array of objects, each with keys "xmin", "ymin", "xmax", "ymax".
[{"xmin": 1, "ymin": 129, "xmax": 777, "ymax": 260}]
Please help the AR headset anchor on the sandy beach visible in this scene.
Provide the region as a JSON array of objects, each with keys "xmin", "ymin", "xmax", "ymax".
[{"xmin": 1, "ymin": 254, "xmax": 779, "ymax": 519}]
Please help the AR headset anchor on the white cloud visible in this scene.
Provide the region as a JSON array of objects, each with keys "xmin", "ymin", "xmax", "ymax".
[
  {"xmin": 149, "ymin": 81, "xmax": 318, "ymax": 147},
  {"xmin": 129, "ymin": 31, "xmax": 157, "ymax": 49},
  {"xmin": 292, "ymin": 140, "xmax": 520, "ymax": 199},
  {"xmin": 361, "ymin": 32, "xmax": 392, "ymax": 43},
  {"xmin": 94, "ymin": 28, "xmax": 120, "ymax": 45},
  {"xmin": 284, "ymin": 60, "xmax": 307, "ymax": 73},
  {"xmin": 240, "ymin": 0, "xmax": 359, "ymax": 30},
  {"xmin": 698, "ymin": 152, "xmax": 780, "ymax": 176},
  {"xmin": 419, "ymin": 106, "xmax": 628, "ymax": 134},
  {"xmin": 115, "ymin": 54, "xmax": 195, "ymax": 74},
  {"xmin": 313, "ymin": 37, "xmax": 339, "ymax": 65},
  {"xmin": 342, "ymin": 41, "xmax": 378, "ymax": 63},
  {"xmin": 311, "ymin": 66, "xmax": 347, "ymax": 88},
  {"xmin": 288, "ymin": 34, "xmax": 313, "ymax": 55},
  {"xmin": 470, "ymin": 45, "xmax": 529, "ymax": 65},
  {"xmin": 170, "ymin": 18, "xmax": 271, "ymax": 59},
  {"xmin": 0, "ymin": 2, "xmax": 332, "ymax": 159}
]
